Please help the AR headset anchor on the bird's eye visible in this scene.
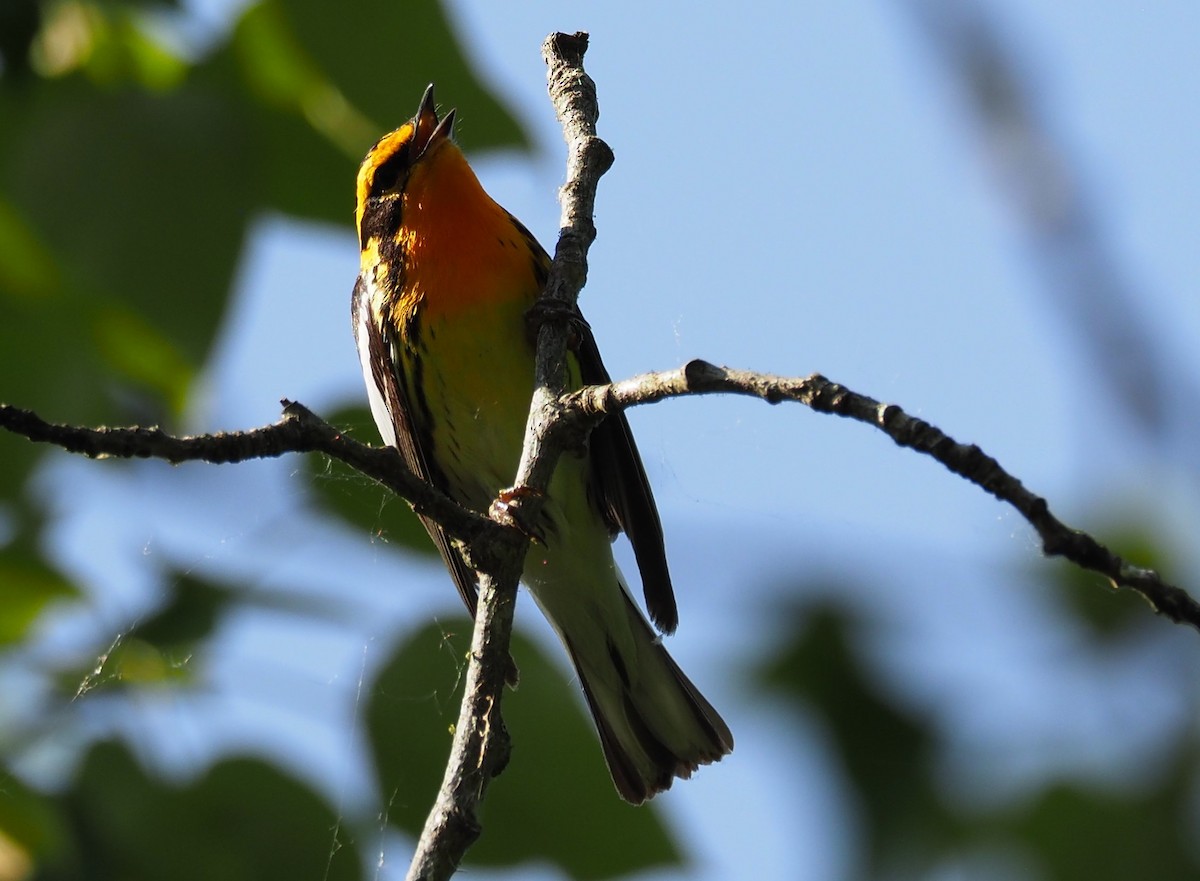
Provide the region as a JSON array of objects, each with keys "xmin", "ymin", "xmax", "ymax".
[{"xmin": 370, "ymin": 145, "xmax": 410, "ymax": 196}]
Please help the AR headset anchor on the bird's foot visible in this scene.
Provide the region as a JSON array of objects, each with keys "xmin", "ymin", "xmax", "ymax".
[
  {"xmin": 490, "ymin": 485, "xmax": 546, "ymax": 544},
  {"xmin": 525, "ymin": 299, "xmax": 590, "ymax": 350}
]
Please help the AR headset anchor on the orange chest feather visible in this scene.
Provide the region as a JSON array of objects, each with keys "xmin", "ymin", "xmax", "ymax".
[
  {"xmin": 398, "ymin": 222, "xmax": 540, "ymax": 323},
  {"xmin": 389, "ymin": 152, "xmax": 544, "ymax": 323}
]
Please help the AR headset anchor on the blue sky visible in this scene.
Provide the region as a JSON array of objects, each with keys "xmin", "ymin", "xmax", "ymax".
[{"xmin": 26, "ymin": 1, "xmax": 1200, "ymax": 879}]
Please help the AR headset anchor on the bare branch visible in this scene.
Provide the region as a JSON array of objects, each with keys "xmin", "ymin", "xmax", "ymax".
[
  {"xmin": 567, "ymin": 359, "xmax": 1200, "ymax": 633},
  {"xmin": 514, "ymin": 30, "xmax": 614, "ymax": 495},
  {"xmin": 403, "ymin": 31, "xmax": 614, "ymax": 881},
  {"xmin": 0, "ymin": 400, "xmax": 505, "ymax": 563},
  {"xmin": 10, "ymin": 358, "xmax": 1192, "ymax": 640}
]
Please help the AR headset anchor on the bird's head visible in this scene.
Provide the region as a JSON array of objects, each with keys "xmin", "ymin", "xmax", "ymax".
[{"xmin": 355, "ymin": 84, "xmax": 457, "ymax": 246}]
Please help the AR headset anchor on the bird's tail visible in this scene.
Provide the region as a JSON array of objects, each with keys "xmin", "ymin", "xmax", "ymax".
[{"xmin": 559, "ymin": 588, "xmax": 733, "ymax": 803}]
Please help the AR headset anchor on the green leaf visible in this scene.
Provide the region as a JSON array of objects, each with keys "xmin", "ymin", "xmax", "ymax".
[
  {"xmin": 759, "ymin": 601, "xmax": 963, "ymax": 875},
  {"xmin": 276, "ymin": 0, "xmax": 528, "ymax": 156},
  {"xmin": 0, "ymin": 0, "xmax": 40, "ymax": 83},
  {"xmin": 42, "ymin": 741, "xmax": 362, "ymax": 881},
  {"xmin": 0, "ymin": 195, "xmax": 59, "ymax": 299},
  {"xmin": 0, "ymin": 762, "xmax": 65, "ymax": 870},
  {"xmin": 93, "ymin": 305, "xmax": 194, "ymax": 415},
  {"xmin": 0, "ymin": 553, "xmax": 77, "ymax": 647},
  {"xmin": 368, "ymin": 619, "xmax": 681, "ymax": 879},
  {"xmin": 212, "ymin": 1, "xmax": 360, "ymax": 224},
  {"xmin": 2, "ymin": 77, "xmax": 256, "ymax": 421},
  {"xmin": 0, "ymin": 208, "xmax": 109, "ymax": 427},
  {"xmin": 73, "ymin": 4, "xmax": 189, "ymax": 90},
  {"xmin": 306, "ymin": 406, "xmax": 436, "ymax": 557},
  {"xmin": 1049, "ymin": 524, "xmax": 1169, "ymax": 637},
  {"xmin": 51, "ymin": 571, "xmax": 237, "ymax": 696},
  {"xmin": 1002, "ymin": 779, "xmax": 1200, "ymax": 880},
  {"xmin": 223, "ymin": 0, "xmax": 529, "ymax": 228},
  {"xmin": 128, "ymin": 572, "xmax": 235, "ymax": 649}
]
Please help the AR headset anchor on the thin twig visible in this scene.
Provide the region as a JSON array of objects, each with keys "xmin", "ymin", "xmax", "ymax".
[
  {"xmin": 9, "ymin": 362, "xmax": 1193, "ymax": 636},
  {"xmin": 566, "ymin": 359, "xmax": 1200, "ymax": 633},
  {"xmin": 403, "ymin": 31, "xmax": 614, "ymax": 881},
  {"xmin": 0, "ymin": 400, "xmax": 503, "ymax": 560}
]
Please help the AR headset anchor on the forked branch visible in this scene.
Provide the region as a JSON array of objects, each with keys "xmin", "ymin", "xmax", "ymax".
[{"xmin": 403, "ymin": 31, "xmax": 615, "ymax": 881}]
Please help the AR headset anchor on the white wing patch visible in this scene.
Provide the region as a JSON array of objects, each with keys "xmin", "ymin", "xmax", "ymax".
[{"xmin": 353, "ymin": 282, "xmax": 398, "ymax": 449}]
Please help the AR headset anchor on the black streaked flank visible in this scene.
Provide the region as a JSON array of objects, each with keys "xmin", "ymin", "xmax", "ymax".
[{"xmin": 351, "ymin": 278, "xmax": 481, "ymax": 617}]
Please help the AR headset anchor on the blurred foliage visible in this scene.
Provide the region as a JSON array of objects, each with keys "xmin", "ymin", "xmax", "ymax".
[
  {"xmin": 0, "ymin": 0, "xmax": 553, "ymax": 877},
  {"xmin": 305, "ymin": 405, "xmax": 435, "ymax": 556},
  {"xmin": 33, "ymin": 741, "xmax": 363, "ymax": 881},
  {"xmin": 1051, "ymin": 526, "xmax": 1168, "ymax": 638},
  {"xmin": 761, "ymin": 606, "xmax": 966, "ymax": 872},
  {"xmin": 760, "ymin": 597, "xmax": 1200, "ymax": 880},
  {"xmin": 0, "ymin": 551, "xmax": 77, "ymax": 648},
  {"xmin": 0, "ymin": 0, "xmax": 521, "ymax": 664},
  {"xmin": 368, "ymin": 621, "xmax": 681, "ymax": 879},
  {"xmin": 50, "ymin": 571, "xmax": 235, "ymax": 696}
]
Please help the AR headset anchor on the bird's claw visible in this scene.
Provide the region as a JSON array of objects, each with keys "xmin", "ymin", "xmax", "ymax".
[
  {"xmin": 525, "ymin": 299, "xmax": 590, "ymax": 350},
  {"xmin": 490, "ymin": 486, "xmax": 546, "ymax": 544}
]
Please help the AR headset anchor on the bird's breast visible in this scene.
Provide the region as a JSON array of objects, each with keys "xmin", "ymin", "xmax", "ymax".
[{"xmin": 409, "ymin": 291, "xmax": 536, "ymax": 511}]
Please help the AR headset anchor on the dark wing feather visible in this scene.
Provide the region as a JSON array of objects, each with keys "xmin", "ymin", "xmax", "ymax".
[
  {"xmin": 351, "ymin": 276, "xmax": 480, "ymax": 618},
  {"xmin": 502, "ymin": 213, "xmax": 680, "ymax": 633},
  {"xmin": 575, "ymin": 322, "xmax": 679, "ymax": 634}
]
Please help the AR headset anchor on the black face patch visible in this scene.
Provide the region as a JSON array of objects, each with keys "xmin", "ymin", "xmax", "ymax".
[
  {"xmin": 370, "ymin": 146, "xmax": 410, "ymax": 199},
  {"xmin": 359, "ymin": 200, "xmax": 403, "ymax": 252}
]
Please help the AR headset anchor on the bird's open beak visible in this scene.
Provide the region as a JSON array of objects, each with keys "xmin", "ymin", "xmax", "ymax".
[{"xmin": 412, "ymin": 84, "xmax": 456, "ymax": 160}]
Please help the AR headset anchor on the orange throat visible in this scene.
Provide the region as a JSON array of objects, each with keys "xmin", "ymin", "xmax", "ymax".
[{"xmin": 374, "ymin": 141, "xmax": 541, "ymax": 322}]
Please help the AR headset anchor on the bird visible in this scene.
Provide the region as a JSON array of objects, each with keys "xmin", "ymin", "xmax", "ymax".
[{"xmin": 351, "ymin": 84, "xmax": 732, "ymax": 803}]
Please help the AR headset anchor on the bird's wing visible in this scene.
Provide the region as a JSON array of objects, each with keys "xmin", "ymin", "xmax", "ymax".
[
  {"xmin": 352, "ymin": 276, "xmax": 480, "ymax": 617},
  {"xmin": 575, "ymin": 320, "xmax": 679, "ymax": 634},
  {"xmin": 504, "ymin": 211, "xmax": 679, "ymax": 633}
]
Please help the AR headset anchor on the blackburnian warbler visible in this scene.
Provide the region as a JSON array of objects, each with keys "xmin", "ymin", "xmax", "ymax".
[{"xmin": 352, "ymin": 85, "xmax": 731, "ymax": 803}]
